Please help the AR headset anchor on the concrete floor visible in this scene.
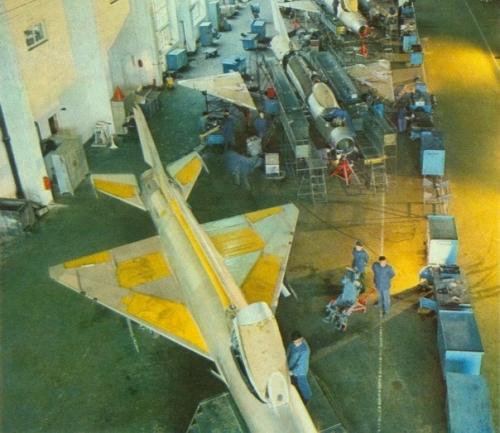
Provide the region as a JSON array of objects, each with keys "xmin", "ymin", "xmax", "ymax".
[{"xmin": 1, "ymin": 1, "xmax": 498, "ymax": 432}]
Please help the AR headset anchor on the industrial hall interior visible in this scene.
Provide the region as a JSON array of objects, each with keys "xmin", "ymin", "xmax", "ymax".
[{"xmin": 0, "ymin": 0, "xmax": 498, "ymax": 432}]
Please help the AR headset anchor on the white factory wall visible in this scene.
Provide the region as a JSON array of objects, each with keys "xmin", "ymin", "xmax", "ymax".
[
  {"xmin": 0, "ymin": 0, "xmax": 52, "ymax": 205},
  {"xmin": 0, "ymin": 0, "xmax": 206, "ymax": 206},
  {"xmin": 0, "ymin": 132, "xmax": 17, "ymax": 199}
]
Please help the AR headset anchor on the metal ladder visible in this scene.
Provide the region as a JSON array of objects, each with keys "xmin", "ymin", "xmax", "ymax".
[
  {"xmin": 310, "ymin": 165, "xmax": 328, "ymax": 203},
  {"xmin": 367, "ymin": 161, "xmax": 388, "ymax": 192},
  {"xmin": 296, "ymin": 161, "xmax": 328, "ymax": 204}
]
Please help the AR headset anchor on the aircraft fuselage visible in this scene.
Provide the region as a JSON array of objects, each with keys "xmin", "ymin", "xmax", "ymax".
[{"xmin": 139, "ymin": 169, "xmax": 316, "ymax": 432}]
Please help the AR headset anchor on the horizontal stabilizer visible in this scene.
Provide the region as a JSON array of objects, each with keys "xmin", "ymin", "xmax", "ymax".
[
  {"xmin": 49, "ymin": 236, "xmax": 211, "ymax": 360},
  {"xmin": 178, "ymin": 73, "xmax": 257, "ymax": 110},
  {"xmin": 277, "ymin": 1, "xmax": 319, "ymax": 13},
  {"xmin": 166, "ymin": 152, "xmax": 207, "ymax": 200},
  {"xmin": 91, "ymin": 174, "xmax": 145, "ymax": 210}
]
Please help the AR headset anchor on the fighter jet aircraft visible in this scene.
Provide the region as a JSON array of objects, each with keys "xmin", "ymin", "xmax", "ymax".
[{"xmin": 49, "ymin": 106, "xmax": 316, "ymax": 432}]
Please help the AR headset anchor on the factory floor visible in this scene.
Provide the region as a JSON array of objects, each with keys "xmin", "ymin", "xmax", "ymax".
[{"xmin": 1, "ymin": 1, "xmax": 498, "ymax": 432}]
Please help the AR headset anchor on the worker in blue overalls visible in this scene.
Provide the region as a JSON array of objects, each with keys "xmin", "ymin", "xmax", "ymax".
[
  {"xmin": 286, "ymin": 330, "xmax": 312, "ymax": 405},
  {"xmin": 352, "ymin": 240, "xmax": 369, "ymax": 292},
  {"xmin": 220, "ymin": 110, "xmax": 235, "ymax": 152},
  {"xmin": 253, "ymin": 110, "xmax": 269, "ymax": 138},
  {"xmin": 372, "ymin": 256, "xmax": 396, "ymax": 316}
]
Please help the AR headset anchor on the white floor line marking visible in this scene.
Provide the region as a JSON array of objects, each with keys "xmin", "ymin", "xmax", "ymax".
[
  {"xmin": 463, "ymin": 0, "xmax": 500, "ymax": 73},
  {"xmin": 377, "ymin": 192, "xmax": 386, "ymax": 432},
  {"xmin": 377, "ymin": 309, "xmax": 384, "ymax": 433}
]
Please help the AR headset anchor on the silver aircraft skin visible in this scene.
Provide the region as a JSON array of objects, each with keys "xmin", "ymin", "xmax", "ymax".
[
  {"xmin": 312, "ymin": 0, "xmax": 371, "ymax": 36},
  {"xmin": 283, "ymin": 52, "xmax": 356, "ymax": 154},
  {"xmin": 49, "ymin": 107, "xmax": 317, "ymax": 432},
  {"xmin": 300, "ymin": 0, "xmax": 371, "ymax": 38}
]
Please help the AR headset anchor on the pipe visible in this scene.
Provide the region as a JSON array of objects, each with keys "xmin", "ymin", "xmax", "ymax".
[{"xmin": 0, "ymin": 104, "xmax": 25, "ymax": 199}]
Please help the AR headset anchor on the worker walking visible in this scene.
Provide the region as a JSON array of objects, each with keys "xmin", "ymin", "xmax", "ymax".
[
  {"xmin": 224, "ymin": 150, "xmax": 263, "ymax": 191},
  {"xmin": 352, "ymin": 240, "xmax": 369, "ymax": 291},
  {"xmin": 253, "ymin": 110, "xmax": 269, "ymax": 138},
  {"xmin": 220, "ymin": 110, "xmax": 235, "ymax": 152},
  {"xmin": 397, "ymin": 105, "xmax": 409, "ymax": 133},
  {"xmin": 371, "ymin": 256, "xmax": 395, "ymax": 316},
  {"xmin": 286, "ymin": 331, "xmax": 312, "ymax": 405}
]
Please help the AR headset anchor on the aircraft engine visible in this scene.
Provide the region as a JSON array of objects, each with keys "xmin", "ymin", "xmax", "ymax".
[{"xmin": 284, "ymin": 53, "xmax": 356, "ymax": 155}]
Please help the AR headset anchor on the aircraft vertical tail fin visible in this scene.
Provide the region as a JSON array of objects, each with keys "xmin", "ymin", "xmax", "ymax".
[
  {"xmin": 133, "ymin": 106, "xmax": 163, "ymax": 173},
  {"xmin": 133, "ymin": 105, "xmax": 206, "ymax": 200}
]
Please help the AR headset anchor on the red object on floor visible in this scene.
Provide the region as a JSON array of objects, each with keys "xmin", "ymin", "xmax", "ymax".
[
  {"xmin": 331, "ymin": 159, "xmax": 355, "ymax": 185},
  {"xmin": 357, "ymin": 37, "xmax": 369, "ymax": 57}
]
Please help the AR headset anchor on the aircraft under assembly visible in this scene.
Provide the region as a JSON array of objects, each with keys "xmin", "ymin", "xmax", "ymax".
[{"xmin": 49, "ymin": 107, "xmax": 317, "ymax": 433}]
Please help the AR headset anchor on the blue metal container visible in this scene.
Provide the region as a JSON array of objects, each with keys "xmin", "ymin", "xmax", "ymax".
[
  {"xmin": 251, "ymin": 19, "xmax": 266, "ymax": 41},
  {"xmin": 427, "ymin": 215, "xmax": 458, "ymax": 265},
  {"xmin": 421, "ymin": 131, "xmax": 445, "ymax": 176},
  {"xmin": 166, "ymin": 48, "xmax": 188, "ymax": 71},
  {"xmin": 446, "ymin": 373, "xmax": 494, "ymax": 433},
  {"xmin": 437, "ymin": 310, "xmax": 484, "ymax": 376},
  {"xmin": 410, "ymin": 45, "xmax": 424, "ymax": 66},
  {"xmin": 402, "ymin": 34, "xmax": 418, "ymax": 52},
  {"xmin": 199, "ymin": 22, "xmax": 213, "ymax": 47},
  {"xmin": 241, "ymin": 34, "xmax": 258, "ymax": 50}
]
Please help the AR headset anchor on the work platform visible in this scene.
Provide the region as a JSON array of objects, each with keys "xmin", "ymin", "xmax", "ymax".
[{"xmin": 187, "ymin": 372, "xmax": 347, "ymax": 433}]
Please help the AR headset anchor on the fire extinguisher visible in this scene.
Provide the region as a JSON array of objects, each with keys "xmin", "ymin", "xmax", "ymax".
[{"xmin": 43, "ymin": 176, "xmax": 51, "ymax": 190}]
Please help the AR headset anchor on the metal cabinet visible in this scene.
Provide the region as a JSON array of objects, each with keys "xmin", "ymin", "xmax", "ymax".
[
  {"xmin": 200, "ymin": 22, "xmax": 213, "ymax": 46},
  {"xmin": 50, "ymin": 138, "xmax": 89, "ymax": 195}
]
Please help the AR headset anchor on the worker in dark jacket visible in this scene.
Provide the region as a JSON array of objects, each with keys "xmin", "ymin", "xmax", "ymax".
[
  {"xmin": 352, "ymin": 240, "xmax": 369, "ymax": 291},
  {"xmin": 253, "ymin": 110, "xmax": 269, "ymax": 138},
  {"xmin": 397, "ymin": 105, "xmax": 409, "ymax": 133},
  {"xmin": 372, "ymin": 256, "xmax": 396, "ymax": 315},
  {"xmin": 220, "ymin": 110, "xmax": 235, "ymax": 152},
  {"xmin": 199, "ymin": 111, "xmax": 209, "ymax": 132},
  {"xmin": 286, "ymin": 330, "xmax": 312, "ymax": 405}
]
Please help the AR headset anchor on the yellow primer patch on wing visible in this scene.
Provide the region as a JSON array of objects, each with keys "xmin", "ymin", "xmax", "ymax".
[
  {"xmin": 169, "ymin": 199, "xmax": 231, "ymax": 309},
  {"xmin": 245, "ymin": 206, "xmax": 283, "ymax": 223},
  {"xmin": 122, "ymin": 292, "xmax": 208, "ymax": 352},
  {"xmin": 241, "ymin": 254, "xmax": 282, "ymax": 306},
  {"xmin": 175, "ymin": 157, "xmax": 203, "ymax": 185},
  {"xmin": 64, "ymin": 251, "xmax": 111, "ymax": 268},
  {"xmin": 210, "ymin": 228, "xmax": 265, "ymax": 259},
  {"xmin": 93, "ymin": 179, "xmax": 137, "ymax": 198},
  {"xmin": 116, "ymin": 252, "xmax": 171, "ymax": 288}
]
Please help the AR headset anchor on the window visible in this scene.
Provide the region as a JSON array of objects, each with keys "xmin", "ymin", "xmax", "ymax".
[
  {"xmin": 190, "ymin": 0, "xmax": 201, "ymax": 21},
  {"xmin": 25, "ymin": 22, "xmax": 47, "ymax": 49},
  {"xmin": 190, "ymin": 0, "xmax": 206, "ymax": 23},
  {"xmin": 151, "ymin": 0, "xmax": 171, "ymax": 50}
]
